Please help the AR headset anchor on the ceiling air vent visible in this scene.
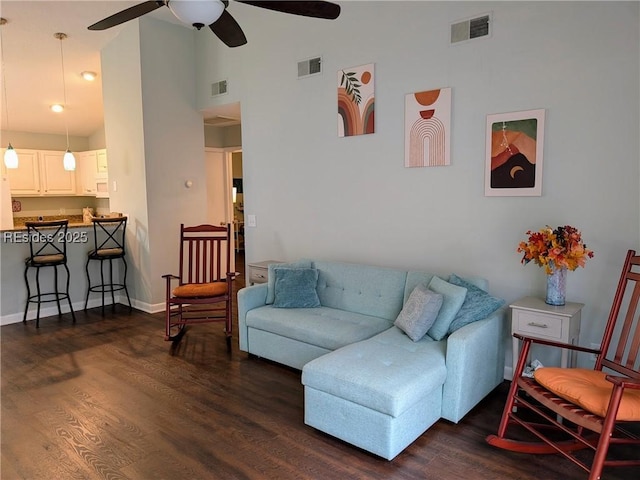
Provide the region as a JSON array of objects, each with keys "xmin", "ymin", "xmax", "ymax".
[
  {"xmin": 211, "ymin": 79, "xmax": 228, "ymax": 97},
  {"xmin": 297, "ymin": 56, "xmax": 322, "ymax": 79},
  {"xmin": 450, "ymin": 13, "xmax": 491, "ymax": 44}
]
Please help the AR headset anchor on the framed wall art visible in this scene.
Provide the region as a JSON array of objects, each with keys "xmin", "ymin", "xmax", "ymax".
[
  {"xmin": 485, "ymin": 109, "xmax": 545, "ymax": 196},
  {"xmin": 337, "ymin": 63, "xmax": 375, "ymax": 137},
  {"xmin": 404, "ymin": 87, "xmax": 451, "ymax": 167}
]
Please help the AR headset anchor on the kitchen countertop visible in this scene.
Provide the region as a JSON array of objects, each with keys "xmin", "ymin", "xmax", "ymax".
[{"xmin": 3, "ymin": 215, "xmax": 123, "ymax": 232}]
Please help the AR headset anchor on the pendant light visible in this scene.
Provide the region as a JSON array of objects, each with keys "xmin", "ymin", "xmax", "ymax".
[
  {"xmin": 1, "ymin": 18, "xmax": 18, "ymax": 169},
  {"xmin": 55, "ymin": 32, "xmax": 75, "ymax": 171}
]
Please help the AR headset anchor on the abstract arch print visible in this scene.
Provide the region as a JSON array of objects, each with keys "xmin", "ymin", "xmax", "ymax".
[
  {"xmin": 404, "ymin": 88, "xmax": 451, "ymax": 167},
  {"xmin": 338, "ymin": 63, "xmax": 375, "ymax": 137}
]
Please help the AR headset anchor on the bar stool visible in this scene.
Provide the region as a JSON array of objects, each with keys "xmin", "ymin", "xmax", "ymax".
[
  {"xmin": 84, "ymin": 216, "xmax": 132, "ymax": 313},
  {"xmin": 23, "ymin": 219, "xmax": 76, "ymax": 328}
]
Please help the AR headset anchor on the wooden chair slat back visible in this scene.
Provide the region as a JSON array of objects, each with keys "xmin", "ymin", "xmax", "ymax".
[
  {"xmin": 179, "ymin": 224, "xmax": 231, "ymax": 285},
  {"xmin": 598, "ymin": 250, "xmax": 640, "ymax": 379}
]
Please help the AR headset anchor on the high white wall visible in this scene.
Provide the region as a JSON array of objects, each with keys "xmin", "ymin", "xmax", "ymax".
[
  {"xmin": 196, "ymin": 1, "xmax": 640, "ymax": 369},
  {"xmin": 102, "ymin": 17, "xmax": 208, "ymax": 310}
]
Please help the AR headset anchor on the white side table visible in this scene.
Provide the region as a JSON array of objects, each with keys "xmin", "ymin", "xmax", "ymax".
[
  {"xmin": 510, "ymin": 296, "xmax": 584, "ymax": 375},
  {"xmin": 247, "ymin": 260, "xmax": 283, "ymax": 285}
]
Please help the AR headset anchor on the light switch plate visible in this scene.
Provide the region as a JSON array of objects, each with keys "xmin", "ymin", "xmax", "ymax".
[{"xmin": 247, "ymin": 214, "xmax": 257, "ymax": 227}]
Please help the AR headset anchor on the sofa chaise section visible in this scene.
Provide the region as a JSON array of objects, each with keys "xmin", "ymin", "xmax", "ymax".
[{"xmin": 302, "ymin": 327, "xmax": 447, "ymax": 460}]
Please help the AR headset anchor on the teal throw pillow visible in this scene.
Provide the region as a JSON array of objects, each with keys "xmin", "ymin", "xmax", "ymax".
[
  {"xmin": 272, "ymin": 267, "xmax": 321, "ymax": 308},
  {"xmin": 266, "ymin": 259, "xmax": 313, "ymax": 304},
  {"xmin": 426, "ymin": 276, "xmax": 467, "ymax": 341},
  {"xmin": 394, "ymin": 284, "xmax": 443, "ymax": 342},
  {"xmin": 447, "ymin": 274, "xmax": 505, "ymax": 333}
]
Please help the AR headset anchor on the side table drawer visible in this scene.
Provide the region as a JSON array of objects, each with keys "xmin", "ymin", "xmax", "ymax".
[
  {"xmin": 249, "ymin": 268, "xmax": 268, "ymax": 284},
  {"xmin": 513, "ymin": 310, "xmax": 563, "ymax": 340}
]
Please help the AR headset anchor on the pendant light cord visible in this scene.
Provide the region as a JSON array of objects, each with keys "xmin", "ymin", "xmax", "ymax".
[
  {"xmin": 1, "ymin": 19, "xmax": 11, "ymax": 133},
  {"xmin": 56, "ymin": 32, "xmax": 70, "ymax": 150}
]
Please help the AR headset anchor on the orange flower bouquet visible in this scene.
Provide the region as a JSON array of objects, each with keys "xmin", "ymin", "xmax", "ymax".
[{"xmin": 518, "ymin": 225, "xmax": 594, "ymax": 275}]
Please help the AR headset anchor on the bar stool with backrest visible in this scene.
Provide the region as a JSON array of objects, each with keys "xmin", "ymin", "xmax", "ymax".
[
  {"xmin": 84, "ymin": 216, "xmax": 132, "ymax": 313},
  {"xmin": 23, "ymin": 219, "xmax": 76, "ymax": 328}
]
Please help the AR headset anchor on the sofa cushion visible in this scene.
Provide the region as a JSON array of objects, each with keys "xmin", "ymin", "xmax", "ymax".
[
  {"xmin": 172, "ymin": 281, "xmax": 227, "ymax": 298},
  {"xmin": 273, "ymin": 267, "xmax": 321, "ymax": 308},
  {"xmin": 447, "ymin": 274, "xmax": 505, "ymax": 333},
  {"xmin": 313, "ymin": 260, "xmax": 407, "ymax": 321},
  {"xmin": 394, "ymin": 285, "xmax": 443, "ymax": 341},
  {"xmin": 246, "ymin": 305, "xmax": 392, "ymax": 351},
  {"xmin": 266, "ymin": 259, "xmax": 313, "ymax": 304},
  {"xmin": 426, "ymin": 276, "xmax": 467, "ymax": 341},
  {"xmin": 302, "ymin": 327, "xmax": 447, "ymax": 417},
  {"xmin": 534, "ymin": 368, "xmax": 640, "ymax": 421}
]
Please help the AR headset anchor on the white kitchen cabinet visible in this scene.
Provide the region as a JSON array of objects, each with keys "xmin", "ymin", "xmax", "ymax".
[
  {"xmin": 1, "ymin": 149, "xmax": 41, "ymax": 195},
  {"xmin": 40, "ymin": 150, "xmax": 76, "ymax": 195},
  {"xmin": 3, "ymin": 148, "xmax": 108, "ymax": 197},
  {"xmin": 96, "ymin": 149, "xmax": 108, "ymax": 175},
  {"xmin": 77, "ymin": 149, "xmax": 109, "ymax": 198}
]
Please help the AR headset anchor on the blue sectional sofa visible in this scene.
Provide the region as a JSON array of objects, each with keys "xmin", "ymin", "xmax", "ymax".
[{"xmin": 237, "ymin": 259, "xmax": 506, "ymax": 459}]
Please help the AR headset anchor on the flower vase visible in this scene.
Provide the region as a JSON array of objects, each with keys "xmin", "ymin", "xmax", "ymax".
[{"xmin": 546, "ymin": 264, "xmax": 567, "ymax": 306}]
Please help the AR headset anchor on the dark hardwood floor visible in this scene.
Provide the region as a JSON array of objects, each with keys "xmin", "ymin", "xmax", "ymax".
[{"xmin": 2, "ymin": 254, "xmax": 638, "ymax": 479}]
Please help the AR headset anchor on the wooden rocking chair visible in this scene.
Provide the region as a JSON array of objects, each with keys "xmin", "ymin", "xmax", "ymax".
[
  {"xmin": 487, "ymin": 249, "xmax": 640, "ymax": 480},
  {"xmin": 163, "ymin": 224, "xmax": 236, "ymax": 349}
]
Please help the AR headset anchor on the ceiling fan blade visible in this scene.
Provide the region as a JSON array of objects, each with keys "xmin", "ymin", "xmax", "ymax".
[
  {"xmin": 209, "ymin": 10, "xmax": 247, "ymax": 47},
  {"xmin": 236, "ymin": 1, "xmax": 340, "ymax": 20},
  {"xmin": 88, "ymin": 1, "xmax": 165, "ymax": 31}
]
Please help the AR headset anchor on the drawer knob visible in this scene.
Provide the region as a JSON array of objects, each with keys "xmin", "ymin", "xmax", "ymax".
[{"xmin": 527, "ymin": 322, "xmax": 548, "ymax": 328}]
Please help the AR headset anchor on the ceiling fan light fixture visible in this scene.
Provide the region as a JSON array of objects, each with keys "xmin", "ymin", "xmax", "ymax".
[{"xmin": 169, "ymin": 0, "xmax": 225, "ymax": 29}]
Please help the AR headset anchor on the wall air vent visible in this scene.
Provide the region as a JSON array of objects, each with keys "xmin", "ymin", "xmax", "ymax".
[
  {"xmin": 450, "ymin": 13, "xmax": 491, "ymax": 44},
  {"xmin": 297, "ymin": 56, "xmax": 322, "ymax": 79},
  {"xmin": 211, "ymin": 79, "xmax": 228, "ymax": 97}
]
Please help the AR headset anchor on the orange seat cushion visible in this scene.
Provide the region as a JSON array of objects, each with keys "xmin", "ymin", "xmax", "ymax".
[
  {"xmin": 534, "ymin": 368, "xmax": 640, "ymax": 421},
  {"xmin": 172, "ymin": 282, "xmax": 228, "ymax": 298}
]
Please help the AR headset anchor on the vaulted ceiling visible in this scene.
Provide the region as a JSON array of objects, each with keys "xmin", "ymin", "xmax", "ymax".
[{"xmin": 0, "ymin": 1, "xmax": 240, "ymax": 139}]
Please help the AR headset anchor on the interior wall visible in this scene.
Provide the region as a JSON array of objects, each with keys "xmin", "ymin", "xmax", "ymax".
[
  {"xmin": 0, "ymin": 130, "xmax": 90, "ymax": 151},
  {"xmin": 196, "ymin": 1, "xmax": 640, "ymax": 369},
  {"xmin": 204, "ymin": 124, "xmax": 242, "ymax": 148},
  {"xmin": 101, "ymin": 21, "xmax": 152, "ymax": 307},
  {"xmin": 138, "ymin": 17, "xmax": 209, "ymax": 307}
]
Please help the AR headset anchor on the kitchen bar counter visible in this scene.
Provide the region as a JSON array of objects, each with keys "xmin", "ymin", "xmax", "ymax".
[
  {"xmin": 1, "ymin": 217, "xmax": 125, "ymax": 324},
  {"xmin": 3, "ymin": 214, "xmax": 123, "ymax": 231}
]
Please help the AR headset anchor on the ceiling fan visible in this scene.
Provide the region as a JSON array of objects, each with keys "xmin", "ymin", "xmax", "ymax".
[{"xmin": 88, "ymin": 0, "xmax": 341, "ymax": 47}]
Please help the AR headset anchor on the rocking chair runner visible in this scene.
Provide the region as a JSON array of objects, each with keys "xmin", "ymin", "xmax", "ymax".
[
  {"xmin": 486, "ymin": 249, "xmax": 640, "ymax": 480},
  {"xmin": 163, "ymin": 224, "xmax": 236, "ymax": 348}
]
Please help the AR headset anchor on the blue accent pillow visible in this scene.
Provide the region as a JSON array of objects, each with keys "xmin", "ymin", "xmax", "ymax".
[
  {"xmin": 266, "ymin": 259, "xmax": 313, "ymax": 304},
  {"xmin": 426, "ymin": 276, "xmax": 467, "ymax": 341},
  {"xmin": 447, "ymin": 274, "xmax": 505, "ymax": 333},
  {"xmin": 394, "ymin": 284, "xmax": 443, "ymax": 342},
  {"xmin": 272, "ymin": 267, "xmax": 321, "ymax": 308}
]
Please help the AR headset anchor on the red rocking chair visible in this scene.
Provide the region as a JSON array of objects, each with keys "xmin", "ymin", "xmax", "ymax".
[
  {"xmin": 163, "ymin": 224, "xmax": 236, "ymax": 349},
  {"xmin": 487, "ymin": 249, "xmax": 640, "ymax": 480}
]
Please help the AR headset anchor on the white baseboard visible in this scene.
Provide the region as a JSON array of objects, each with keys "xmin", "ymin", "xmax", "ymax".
[
  {"xmin": 504, "ymin": 366, "xmax": 513, "ymax": 381},
  {"xmin": 0, "ymin": 295, "xmax": 165, "ymax": 325}
]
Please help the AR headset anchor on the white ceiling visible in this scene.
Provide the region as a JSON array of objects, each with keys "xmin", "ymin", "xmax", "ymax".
[{"xmin": 0, "ymin": 0, "xmax": 241, "ymax": 138}]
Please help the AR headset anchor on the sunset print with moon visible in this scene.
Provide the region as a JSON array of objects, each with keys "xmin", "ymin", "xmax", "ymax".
[{"xmin": 489, "ymin": 118, "xmax": 538, "ymax": 188}]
